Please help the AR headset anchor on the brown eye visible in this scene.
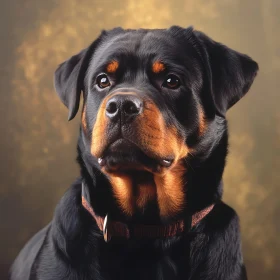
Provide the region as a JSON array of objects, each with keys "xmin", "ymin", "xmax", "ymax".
[
  {"xmin": 96, "ymin": 74, "xmax": 111, "ymax": 89},
  {"xmin": 163, "ymin": 74, "xmax": 181, "ymax": 89}
]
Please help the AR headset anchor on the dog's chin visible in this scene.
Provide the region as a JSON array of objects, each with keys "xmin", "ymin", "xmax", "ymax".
[{"xmin": 97, "ymin": 138, "xmax": 173, "ymax": 174}]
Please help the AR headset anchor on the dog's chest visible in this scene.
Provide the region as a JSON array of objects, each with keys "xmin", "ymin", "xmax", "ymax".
[{"xmin": 94, "ymin": 240, "xmax": 189, "ymax": 280}]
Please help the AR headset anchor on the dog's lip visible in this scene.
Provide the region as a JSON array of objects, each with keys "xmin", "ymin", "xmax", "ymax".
[
  {"xmin": 97, "ymin": 138, "xmax": 174, "ymax": 170},
  {"xmin": 106, "ymin": 138, "xmax": 137, "ymax": 152}
]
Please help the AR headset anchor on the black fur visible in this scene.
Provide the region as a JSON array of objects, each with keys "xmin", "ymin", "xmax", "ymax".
[{"xmin": 10, "ymin": 26, "xmax": 258, "ymax": 280}]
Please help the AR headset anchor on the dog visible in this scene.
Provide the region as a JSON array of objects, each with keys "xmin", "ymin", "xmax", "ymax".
[{"xmin": 10, "ymin": 26, "xmax": 258, "ymax": 280}]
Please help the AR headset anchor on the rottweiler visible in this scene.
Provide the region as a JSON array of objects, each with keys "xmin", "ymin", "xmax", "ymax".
[{"xmin": 10, "ymin": 26, "xmax": 258, "ymax": 280}]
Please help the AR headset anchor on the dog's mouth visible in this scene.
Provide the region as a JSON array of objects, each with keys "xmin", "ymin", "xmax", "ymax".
[{"xmin": 98, "ymin": 138, "xmax": 174, "ymax": 174}]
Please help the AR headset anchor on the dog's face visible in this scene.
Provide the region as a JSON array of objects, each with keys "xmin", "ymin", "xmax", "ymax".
[{"xmin": 54, "ymin": 26, "xmax": 258, "ymax": 219}]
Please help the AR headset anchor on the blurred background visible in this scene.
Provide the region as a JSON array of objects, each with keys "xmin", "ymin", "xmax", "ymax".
[{"xmin": 1, "ymin": 0, "xmax": 279, "ymax": 279}]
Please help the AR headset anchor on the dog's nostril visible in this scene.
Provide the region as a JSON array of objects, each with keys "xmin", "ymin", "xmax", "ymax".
[
  {"xmin": 123, "ymin": 100, "xmax": 140, "ymax": 115},
  {"xmin": 106, "ymin": 101, "xmax": 118, "ymax": 114}
]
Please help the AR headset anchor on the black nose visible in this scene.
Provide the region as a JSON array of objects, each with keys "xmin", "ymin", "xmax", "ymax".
[{"xmin": 105, "ymin": 94, "xmax": 143, "ymax": 122}]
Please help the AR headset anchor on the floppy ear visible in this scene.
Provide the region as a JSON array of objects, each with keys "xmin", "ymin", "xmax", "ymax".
[
  {"xmin": 54, "ymin": 33, "xmax": 105, "ymax": 120},
  {"xmin": 193, "ymin": 30, "xmax": 259, "ymax": 117}
]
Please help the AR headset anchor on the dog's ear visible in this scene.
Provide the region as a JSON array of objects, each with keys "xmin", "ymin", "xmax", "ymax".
[
  {"xmin": 54, "ymin": 32, "xmax": 106, "ymax": 120},
  {"xmin": 193, "ymin": 30, "xmax": 259, "ymax": 117}
]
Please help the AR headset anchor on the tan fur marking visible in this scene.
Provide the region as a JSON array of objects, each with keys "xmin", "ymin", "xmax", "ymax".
[
  {"xmin": 152, "ymin": 61, "xmax": 165, "ymax": 73},
  {"xmin": 105, "ymin": 171, "xmax": 157, "ymax": 215},
  {"xmin": 106, "ymin": 60, "xmax": 119, "ymax": 73},
  {"xmin": 154, "ymin": 162, "xmax": 186, "ymax": 217},
  {"xmin": 136, "ymin": 183, "xmax": 156, "ymax": 209},
  {"xmin": 198, "ymin": 105, "xmax": 207, "ymax": 136},
  {"xmin": 81, "ymin": 106, "xmax": 87, "ymax": 133},
  {"xmin": 137, "ymin": 102, "xmax": 188, "ymax": 160},
  {"xmin": 91, "ymin": 96, "xmax": 110, "ymax": 158},
  {"xmin": 108, "ymin": 174, "xmax": 135, "ymax": 216}
]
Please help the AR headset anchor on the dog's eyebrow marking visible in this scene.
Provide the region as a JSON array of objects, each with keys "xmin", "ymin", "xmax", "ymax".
[
  {"xmin": 152, "ymin": 61, "xmax": 165, "ymax": 73},
  {"xmin": 106, "ymin": 60, "xmax": 119, "ymax": 73}
]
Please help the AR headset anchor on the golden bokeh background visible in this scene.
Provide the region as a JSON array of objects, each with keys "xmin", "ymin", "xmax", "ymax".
[{"xmin": 1, "ymin": 0, "xmax": 279, "ymax": 279}]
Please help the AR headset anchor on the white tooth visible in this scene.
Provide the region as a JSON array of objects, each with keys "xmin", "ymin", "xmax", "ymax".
[
  {"xmin": 162, "ymin": 159, "xmax": 172, "ymax": 167},
  {"xmin": 98, "ymin": 158, "xmax": 103, "ymax": 164}
]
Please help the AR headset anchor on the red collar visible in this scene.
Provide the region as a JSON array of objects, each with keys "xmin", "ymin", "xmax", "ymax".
[{"xmin": 82, "ymin": 186, "xmax": 214, "ymax": 242}]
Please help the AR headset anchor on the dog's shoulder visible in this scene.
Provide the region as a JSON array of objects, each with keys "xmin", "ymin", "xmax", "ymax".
[
  {"xmin": 206, "ymin": 201, "xmax": 240, "ymax": 231},
  {"xmin": 192, "ymin": 201, "xmax": 241, "ymax": 247},
  {"xmin": 203, "ymin": 201, "xmax": 242, "ymax": 250},
  {"xmin": 189, "ymin": 202, "xmax": 246, "ymax": 279},
  {"xmin": 9, "ymin": 223, "xmax": 51, "ymax": 280},
  {"xmin": 9, "ymin": 180, "xmax": 83, "ymax": 280}
]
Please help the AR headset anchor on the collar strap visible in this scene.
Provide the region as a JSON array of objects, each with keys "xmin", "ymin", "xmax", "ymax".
[
  {"xmin": 81, "ymin": 180, "xmax": 214, "ymax": 242},
  {"xmin": 82, "ymin": 195, "xmax": 214, "ymax": 242}
]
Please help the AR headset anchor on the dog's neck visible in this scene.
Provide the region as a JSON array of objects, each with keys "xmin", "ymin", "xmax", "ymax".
[{"xmin": 81, "ymin": 182, "xmax": 214, "ymax": 242}]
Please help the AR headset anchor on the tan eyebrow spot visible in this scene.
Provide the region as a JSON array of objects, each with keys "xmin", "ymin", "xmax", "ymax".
[
  {"xmin": 106, "ymin": 60, "xmax": 119, "ymax": 73},
  {"xmin": 152, "ymin": 61, "xmax": 165, "ymax": 73}
]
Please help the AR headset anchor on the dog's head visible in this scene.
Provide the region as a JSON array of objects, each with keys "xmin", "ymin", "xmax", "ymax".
[{"xmin": 54, "ymin": 26, "xmax": 258, "ymax": 221}]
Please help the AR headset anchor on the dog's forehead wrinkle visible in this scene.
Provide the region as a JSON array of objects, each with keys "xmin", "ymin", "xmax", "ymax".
[
  {"xmin": 89, "ymin": 32, "xmax": 130, "ymax": 69},
  {"xmin": 98, "ymin": 30, "xmax": 181, "ymax": 60},
  {"xmin": 100, "ymin": 30, "xmax": 148, "ymax": 55},
  {"xmin": 139, "ymin": 35, "xmax": 182, "ymax": 57}
]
